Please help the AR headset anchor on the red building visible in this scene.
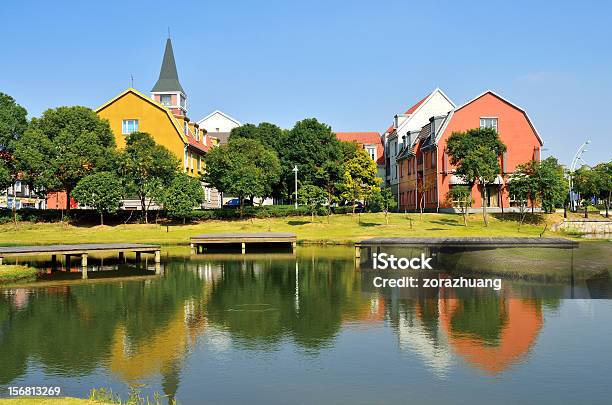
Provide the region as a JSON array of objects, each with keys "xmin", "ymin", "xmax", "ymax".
[{"xmin": 397, "ymin": 91, "xmax": 543, "ymax": 211}]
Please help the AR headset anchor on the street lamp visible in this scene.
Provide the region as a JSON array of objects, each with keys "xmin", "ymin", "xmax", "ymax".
[
  {"xmin": 292, "ymin": 165, "xmax": 299, "ymax": 209},
  {"xmin": 568, "ymin": 140, "xmax": 590, "ymax": 211}
]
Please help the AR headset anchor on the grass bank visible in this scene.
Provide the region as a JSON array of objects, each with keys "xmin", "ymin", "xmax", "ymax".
[
  {"xmin": 0, "ymin": 399, "xmax": 103, "ymax": 405},
  {"xmin": 0, "ymin": 212, "xmax": 569, "ymax": 246},
  {"xmin": 0, "ymin": 265, "xmax": 38, "ymax": 284}
]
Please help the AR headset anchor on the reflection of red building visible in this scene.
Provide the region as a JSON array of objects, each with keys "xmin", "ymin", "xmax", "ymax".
[
  {"xmin": 46, "ymin": 191, "xmax": 78, "ymax": 210},
  {"xmin": 439, "ymin": 298, "xmax": 542, "ymax": 375}
]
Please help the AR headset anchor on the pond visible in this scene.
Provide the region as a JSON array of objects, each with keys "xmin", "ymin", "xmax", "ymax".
[{"xmin": 1, "ymin": 243, "xmax": 611, "ymax": 404}]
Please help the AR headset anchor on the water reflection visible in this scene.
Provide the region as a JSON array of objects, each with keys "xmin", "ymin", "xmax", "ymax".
[{"xmin": 0, "ymin": 244, "xmax": 610, "ymax": 403}]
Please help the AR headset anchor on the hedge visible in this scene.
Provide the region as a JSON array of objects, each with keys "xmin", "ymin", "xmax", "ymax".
[{"xmin": 0, "ymin": 205, "xmax": 358, "ymax": 225}]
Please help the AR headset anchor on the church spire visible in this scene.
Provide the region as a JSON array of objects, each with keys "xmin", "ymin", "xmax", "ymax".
[{"xmin": 151, "ymin": 38, "xmax": 185, "ymax": 94}]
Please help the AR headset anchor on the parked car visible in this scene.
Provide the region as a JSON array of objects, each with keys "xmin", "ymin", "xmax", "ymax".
[
  {"xmin": 354, "ymin": 201, "xmax": 364, "ymax": 213},
  {"xmin": 223, "ymin": 198, "xmax": 253, "ymax": 208}
]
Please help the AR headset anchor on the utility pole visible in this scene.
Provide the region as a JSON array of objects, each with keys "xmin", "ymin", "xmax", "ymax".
[{"xmin": 293, "ymin": 165, "xmax": 299, "ymax": 209}]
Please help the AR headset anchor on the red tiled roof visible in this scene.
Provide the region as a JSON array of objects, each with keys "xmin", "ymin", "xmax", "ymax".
[
  {"xmin": 187, "ymin": 136, "xmax": 211, "ymax": 153},
  {"xmin": 335, "ymin": 132, "xmax": 384, "ymax": 164},
  {"xmin": 384, "ymin": 93, "xmax": 430, "ymax": 134}
]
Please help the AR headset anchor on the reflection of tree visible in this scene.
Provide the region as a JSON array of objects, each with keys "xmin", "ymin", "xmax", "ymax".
[
  {"xmin": 0, "ymin": 267, "xmax": 205, "ymax": 385},
  {"xmin": 205, "ymin": 256, "xmax": 372, "ymax": 351},
  {"xmin": 449, "ymin": 298, "xmax": 508, "ymax": 345}
]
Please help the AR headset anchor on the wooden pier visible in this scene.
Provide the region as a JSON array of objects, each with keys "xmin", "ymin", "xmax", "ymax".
[
  {"xmin": 0, "ymin": 243, "xmax": 161, "ymax": 278},
  {"xmin": 190, "ymin": 233, "xmax": 297, "ymax": 254},
  {"xmin": 355, "ymin": 237, "xmax": 578, "ymax": 258}
]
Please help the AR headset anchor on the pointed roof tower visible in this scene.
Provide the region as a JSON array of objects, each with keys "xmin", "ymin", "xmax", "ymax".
[{"xmin": 152, "ymin": 38, "xmax": 185, "ymax": 94}]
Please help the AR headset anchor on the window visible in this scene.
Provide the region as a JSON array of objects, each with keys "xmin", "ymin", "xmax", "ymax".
[
  {"xmin": 180, "ymin": 95, "xmax": 186, "ymax": 109},
  {"xmin": 184, "ymin": 149, "xmax": 188, "ymax": 169},
  {"xmin": 195, "ymin": 127, "xmax": 200, "ymax": 141},
  {"xmin": 365, "ymin": 146, "xmax": 376, "ymax": 161},
  {"xmin": 15, "ymin": 181, "xmax": 22, "ymax": 193},
  {"xmin": 215, "ymin": 128, "xmax": 220, "ymax": 132},
  {"xmin": 197, "ymin": 156, "xmax": 202, "ymax": 172},
  {"xmin": 122, "ymin": 119, "xmax": 139, "ymax": 135},
  {"xmin": 160, "ymin": 94, "xmax": 172, "ymax": 106},
  {"xmin": 184, "ymin": 121, "xmax": 189, "ymax": 136},
  {"xmin": 480, "ymin": 117, "xmax": 498, "ymax": 131}
]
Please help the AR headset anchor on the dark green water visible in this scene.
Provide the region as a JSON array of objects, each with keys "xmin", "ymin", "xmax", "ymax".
[{"xmin": 0, "ymin": 244, "xmax": 611, "ymax": 404}]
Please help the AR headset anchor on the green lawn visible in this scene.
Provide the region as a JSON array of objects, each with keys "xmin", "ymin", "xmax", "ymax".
[
  {"xmin": 0, "ymin": 212, "xmax": 568, "ymax": 246},
  {"xmin": 0, "ymin": 399, "xmax": 104, "ymax": 405},
  {"xmin": 0, "ymin": 265, "xmax": 38, "ymax": 284}
]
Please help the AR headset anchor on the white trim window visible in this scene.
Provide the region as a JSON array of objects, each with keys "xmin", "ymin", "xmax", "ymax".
[
  {"xmin": 184, "ymin": 121, "xmax": 189, "ymax": 136},
  {"xmin": 480, "ymin": 117, "xmax": 498, "ymax": 131},
  {"xmin": 122, "ymin": 119, "xmax": 139, "ymax": 135},
  {"xmin": 365, "ymin": 146, "xmax": 377, "ymax": 161},
  {"xmin": 195, "ymin": 127, "xmax": 200, "ymax": 141},
  {"xmin": 184, "ymin": 148, "xmax": 189, "ymax": 170},
  {"xmin": 197, "ymin": 156, "xmax": 202, "ymax": 172}
]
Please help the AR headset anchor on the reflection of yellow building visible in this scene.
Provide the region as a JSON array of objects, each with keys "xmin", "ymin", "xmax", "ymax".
[
  {"xmin": 439, "ymin": 298, "xmax": 542, "ymax": 375},
  {"xmin": 108, "ymin": 301, "xmax": 206, "ymax": 382}
]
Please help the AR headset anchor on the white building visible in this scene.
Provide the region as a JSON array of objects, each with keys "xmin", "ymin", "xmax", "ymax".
[
  {"xmin": 383, "ymin": 88, "xmax": 455, "ymax": 201},
  {"xmin": 197, "ymin": 110, "xmax": 241, "ymax": 145}
]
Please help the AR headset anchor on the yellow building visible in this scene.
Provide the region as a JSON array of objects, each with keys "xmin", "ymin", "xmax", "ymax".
[{"xmin": 96, "ymin": 38, "xmax": 221, "ymax": 208}]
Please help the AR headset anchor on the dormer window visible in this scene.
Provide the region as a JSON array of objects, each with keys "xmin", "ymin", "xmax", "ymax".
[
  {"xmin": 160, "ymin": 94, "xmax": 172, "ymax": 106},
  {"xmin": 195, "ymin": 127, "xmax": 200, "ymax": 141},
  {"xmin": 480, "ymin": 117, "xmax": 498, "ymax": 131},
  {"xmin": 184, "ymin": 122, "xmax": 189, "ymax": 136}
]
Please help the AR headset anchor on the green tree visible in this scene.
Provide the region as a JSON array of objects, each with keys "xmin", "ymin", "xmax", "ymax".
[
  {"xmin": 161, "ymin": 174, "xmax": 205, "ymax": 223},
  {"xmin": 279, "ymin": 118, "xmax": 343, "ymax": 201},
  {"xmin": 204, "ymin": 138, "xmax": 281, "ymax": 216},
  {"xmin": 0, "ymin": 93, "xmax": 29, "ymax": 224},
  {"xmin": 446, "ymin": 128, "xmax": 506, "ymax": 226},
  {"xmin": 536, "ymin": 157, "xmax": 568, "ymax": 213},
  {"xmin": 340, "ymin": 148, "xmax": 381, "ymax": 215},
  {"xmin": 72, "ymin": 172, "xmax": 123, "ymax": 225},
  {"xmin": 369, "ymin": 186, "xmax": 397, "ymax": 224},
  {"xmin": 593, "ymin": 161, "xmax": 612, "ymax": 218},
  {"xmin": 229, "ymin": 122, "xmax": 284, "ymax": 151},
  {"xmin": 507, "ymin": 169, "xmax": 532, "ymax": 229},
  {"xmin": 0, "ymin": 93, "xmax": 28, "ymax": 152},
  {"xmin": 13, "ymin": 106, "xmax": 116, "ymax": 210},
  {"xmin": 446, "ymin": 185, "xmax": 472, "ymax": 226},
  {"xmin": 298, "ymin": 184, "xmax": 327, "ymax": 223},
  {"xmin": 573, "ymin": 165, "xmax": 598, "ymax": 218},
  {"xmin": 117, "ymin": 132, "xmax": 180, "ymax": 223}
]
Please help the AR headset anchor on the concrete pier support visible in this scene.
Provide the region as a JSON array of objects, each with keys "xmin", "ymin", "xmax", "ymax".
[
  {"xmin": 135, "ymin": 252, "xmax": 141, "ymax": 262},
  {"xmin": 81, "ymin": 253, "xmax": 88, "ymax": 267},
  {"xmin": 355, "ymin": 246, "xmax": 361, "ymax": 259},
  {"xmin": 154, "ymin": 250, "xmax": 161, "ymax": 263},
  {"xmin": 291, "ymin": 242, "xmax": 296, "ymax": 253},
  {"xmin": 118, "ymin": 251, "xmax": 125, "ymax": 262},
  {"xmin": 0, "ymin": 257, "xmax": 3, "ymax": 265},
  {"xmin": 241, "ymin": 242, "xmax": 246, "ymax": 254},
  {"xmin": 190, "ymin": 243, "xmax": 196, "ymax": 254}
]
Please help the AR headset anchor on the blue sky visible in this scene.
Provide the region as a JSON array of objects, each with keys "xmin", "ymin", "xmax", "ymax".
[{"xmin": 1, "ymin": 0, "xmax": 610, "ymax": 165}]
